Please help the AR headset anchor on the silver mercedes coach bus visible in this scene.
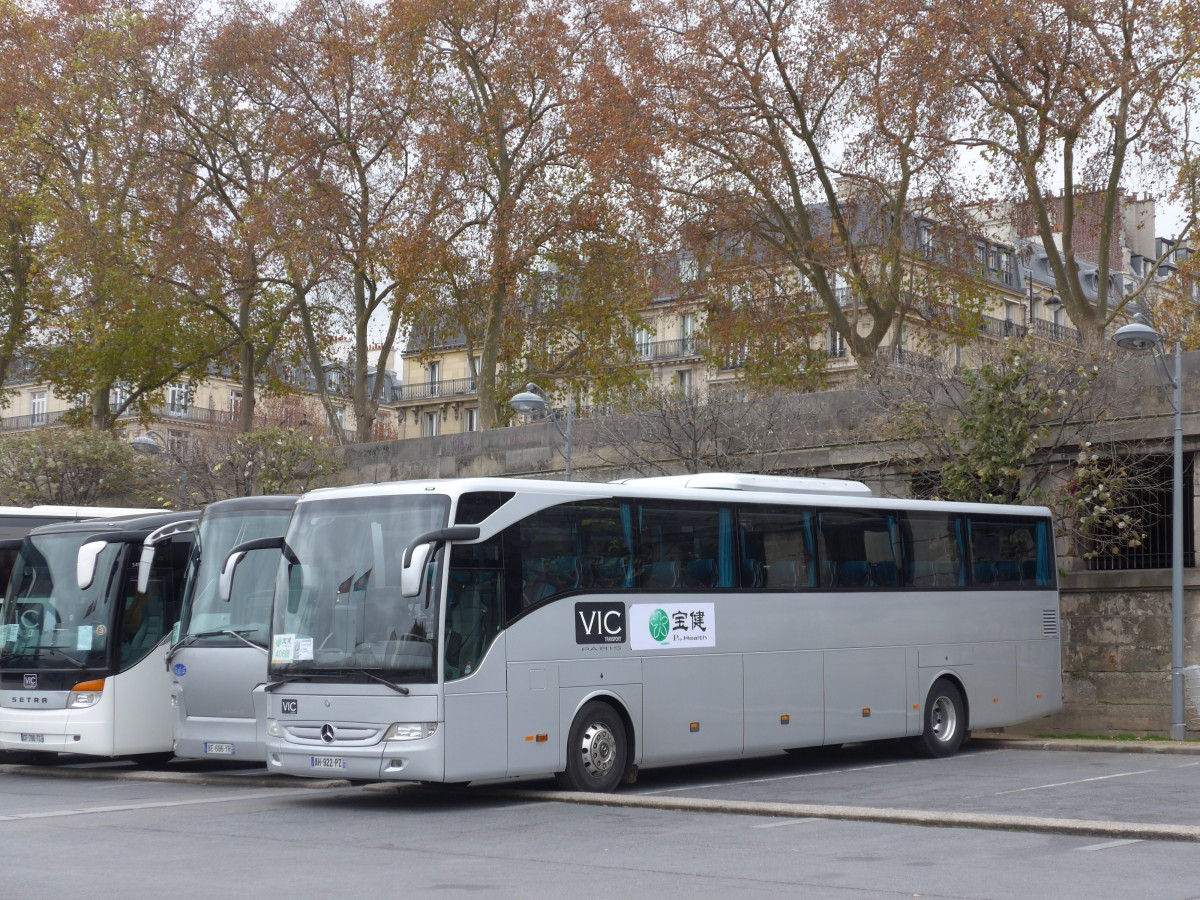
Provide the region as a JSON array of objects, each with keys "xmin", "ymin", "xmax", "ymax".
[{"xmin": 225, "ymin": 474, "xmax": 1061, "ymax": 791}]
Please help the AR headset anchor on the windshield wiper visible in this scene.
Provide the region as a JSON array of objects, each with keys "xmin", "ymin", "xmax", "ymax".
[
  {"xmin": 168, "ymin": 628, "xmax": 266, "ymax": 662},
  {"xmin": 264, "ymin": 674, "xmax": 312, "ymax": 692},
  {"xmin": 353, "ymin": 668, "xmax": 409, "ymax": 695},
  {"xmin": 22, "ymin": 646, "xmax": 86, "ymax": 669},
  {"xmin": 270, "ymin": 667, "xmax": 410, "ymax": 695}
]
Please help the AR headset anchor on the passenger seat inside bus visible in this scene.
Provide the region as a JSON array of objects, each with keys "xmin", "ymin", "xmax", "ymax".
[
  {"xmin": 124, "ymin": 585, "xmax": 165, "ymax": 664},
  {"xmin": 683, "ymin": 558, "xmax": 717, "ymax": 588},
  {"xmin": 445, "ymin": 580, "xmax": 487, "ymax": 677},
  {"xmin": 642, "ymin": 560, "xmax": 679, "ymax": 589},
  {"xmin": 833, "ymin": 560, "xmax": 872, "ymax": 588},
  {"xmin": 591, "ymin": 556, "xmax": 632, "ymax": 588}
]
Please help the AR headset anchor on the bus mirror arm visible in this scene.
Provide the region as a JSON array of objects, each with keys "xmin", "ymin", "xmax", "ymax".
[
  {"xmin": 218, "ymin": 536, "xmax": 286, "ymax": 603},
  {"xmin": 400, "ymin": 526, "xmax": 480, "ymax": 599}
]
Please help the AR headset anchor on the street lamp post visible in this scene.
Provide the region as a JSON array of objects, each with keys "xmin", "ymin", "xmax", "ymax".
[
  {"xmin": 509, "ymin": 382, "xmax": 573, "ymax": 480},
  {"xmin": 1113, "ymin": 320, "xmax": 1186, "ymax": 740}
]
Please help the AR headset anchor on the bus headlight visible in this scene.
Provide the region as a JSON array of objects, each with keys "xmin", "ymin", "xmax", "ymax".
[
  {"xmin": 68, "ymin": 678, "xmax": 105, "ymax": 708},
  {"xmin": 266, "ymin": 718, "xmax": 283, "ymax": 738},
  {"xmin": 383, "ymin": 722, "xmax": 438, "ymax": 741}
]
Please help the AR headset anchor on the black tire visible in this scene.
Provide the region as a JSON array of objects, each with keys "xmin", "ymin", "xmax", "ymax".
[
  {"xmin": 909, "ymin": 678, "xmax": 966, "ymax": 758},
  {"xmin": 555, "ymin": 700, "xmax": 628, "ymax": 793}
]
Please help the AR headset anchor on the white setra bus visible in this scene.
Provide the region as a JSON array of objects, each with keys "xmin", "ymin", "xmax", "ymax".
[
  {"xmin": 226, "ymin": 474, "xmax": 1061, "ymax": 791},
  {"xmin": 0, "ymin": 510, "xmax": 198, "ymax": 760}
]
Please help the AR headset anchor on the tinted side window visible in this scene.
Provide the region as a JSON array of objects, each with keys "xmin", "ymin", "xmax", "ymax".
[
  {"xmin": 635, "ymin": 502, "xmax": 735, "ymax": 590},
  {"xmin": 455, "ymin": 492, "xmax": 514, "ymax": 525},
  {"xmin": 515, "ymin": 500, "xmax": 632, "ymax": 611},
  {"xmin": 816, "ymin": 510, "xmax": 901, "ymax": 589},
  {"xmin": 738, "ymin": 506, "xmax": 815, "ymax": 588},
  {"xmin": 968, "ymin": 517, "xmax": 1054, "ymax": 588},
  {"xmin": 120, "ymin": 537, "xmax": 192, "ymax": 669},
  {"xmin": 445, "ymin": 535, "xmax": 504, "ymax": 680},
  {"xmin": 905, "ymin": 512, "xmax": 964, "ymax": 588}
]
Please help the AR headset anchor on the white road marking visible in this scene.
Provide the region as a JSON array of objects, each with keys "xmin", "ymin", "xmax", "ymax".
[
  {"xmin": 0, "ymin": 788, "xmax": 316, "ymax": 822},
  {"xmin": 753, "ymin": 818, "xmax": 817, "ymax": 828},
  {"xmin": 995, "ymin": 769, "xmax": 1157, "ymax": 795},
  {"xmin": 995, "ymin": 759, "xmax": 1200, "ymax": 796},
  {"xmin": 1077, "ymin": 839, "xmax": 1144, "ymax": 852},
  {"xmin": 635, "ymin": 762, "xmax": 904, "ymax": 795}
]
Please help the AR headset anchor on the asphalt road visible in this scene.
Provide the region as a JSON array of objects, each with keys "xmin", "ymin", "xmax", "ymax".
[{"xmin": 3, "ymin": 741, "xmax": 1200, "ymax": 899}]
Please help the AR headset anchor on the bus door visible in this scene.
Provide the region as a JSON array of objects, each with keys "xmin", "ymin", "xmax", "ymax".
[
  {"xmin": 110, "ymin": 534, "xmax": 193, "ymax": 755},
  {"xmin": 442, "ymin": 536, "xmax": 508, "ymax": 781}
]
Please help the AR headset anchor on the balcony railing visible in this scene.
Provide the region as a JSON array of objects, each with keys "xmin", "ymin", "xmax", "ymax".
[
  {"xmin": 977, "ymin": 312, "xmax": 1082, "ymax": 346},
  {"xmin": 0, "ymin": 403, "xmax": 318, "ymax": 433},
  {"xmin": 394, "ymin": 377, "xmax": 478, "ymax": 403},
  {"xmin": 634, "ymin": 336, "xmax": 700, "ymax": 362},
  {"xmin": 882, "ymin": 345, "xmax": 944, "ymax": 375}
]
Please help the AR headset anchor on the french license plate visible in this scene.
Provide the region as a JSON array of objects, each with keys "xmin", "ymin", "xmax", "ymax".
[
  {"xmin": 310, "ymin": 755, "xmax": 347, "ymax": 770},
  {"xmin": 204, "ymin": 742, "xmax": 235, "ymax": 756},
  {"xmin": 19, "ymin": 733, "xmax": 44, "ymax": 744}
]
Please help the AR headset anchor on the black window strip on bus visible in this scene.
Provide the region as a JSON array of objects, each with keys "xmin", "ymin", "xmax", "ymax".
[{"xmin": 504, "ymin": 499, "xmax": 1054, "ymax": 626}]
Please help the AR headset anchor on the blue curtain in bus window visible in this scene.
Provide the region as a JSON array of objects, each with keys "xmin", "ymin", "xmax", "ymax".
[
  {"xmin": 954, "ymin": 518, "xmax": 968, "ymax": 586},
  {"xmin": 1035, "ymin": 520, "xmax": 1051, "ymax": 586},
  {"xmin": 621, "ymin": 504, "xmax": 634, "ymax": 586},
  {"xmin": 718, "ymin": 508, "xmax": 734, "ymax": 588},
  {"xmin": 802, "ymin": 512, "xmax": 817, "ymax": 586},
  {"xmin": 883, "ymin": 515, "xmax": 902, "ymax": 586}
]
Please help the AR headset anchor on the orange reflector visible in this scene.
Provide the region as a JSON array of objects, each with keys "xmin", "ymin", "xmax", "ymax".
[
  {"xmin": 1036, "ymin": 693, "xmax": 1043, "ymax": 699},
  {"xmin": 780, "ymin": 715, "xmax": 790, "ymax": 725},
  {"xmin": 689, "ymin": 722, "xmax": 700, "ymax": 732},
  {"xmin": 861, "ymin": 708, "xmax": 871, "ymax": 717},
  {"xmin": 524, "ymin": 735, "xmax": 534, "ymax": 742},
  {"xmin": 913, "ymin": 704, "xmax": 919, "ymax": 710},
  {"xmin": 993, "ymin": 697, "xmax": 1000, "ymax": 703},
  {"xmin": 535, "ymin": 734, "xmax": 548, "ymax": 743},
  {"xmin": 71, "ymin": 679, "xmax": 105, "ymax": 693}
]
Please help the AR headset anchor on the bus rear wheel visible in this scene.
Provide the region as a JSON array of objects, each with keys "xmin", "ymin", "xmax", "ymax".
[
  {"xmin": 555, "ymin": 701, "xmax": 627, "ymax": 793},
  {"xmin": 910, "ymin": 679, "xmax": 965, "ymax": 758}
]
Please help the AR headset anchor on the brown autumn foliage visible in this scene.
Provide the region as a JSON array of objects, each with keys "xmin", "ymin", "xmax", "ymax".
[
  {"xmin": 0, "ymin": 0, "xmax": 1195, "ymax": 442},
  {"xmin": 928, "ymin": 0, "xmax": 1200, "ymax": 351},
  {"xmin": 384, "ymin": 0, "xmax": 656, "ymax": 427},
  {"xmin": 618, "ymin": 0, "xmax": 993, "ymax": 380}
]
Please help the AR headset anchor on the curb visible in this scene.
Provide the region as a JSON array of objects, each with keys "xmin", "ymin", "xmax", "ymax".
[
  {"xmin": 971, "ymin": 736, "xmax": 1200, "ymax": 755},
  {"xmin": 361, "ymin": 783, "xmax": 1200, "ymax": 843},
  {"xmin": 0, "ymin": 763, "xmax": 349, "ymax": 789}
]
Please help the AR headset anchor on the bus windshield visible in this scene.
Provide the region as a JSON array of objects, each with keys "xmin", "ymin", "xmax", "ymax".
[
  {"xmin": 0, "ymin": 532, "xmax": 122, "ymax": 669},
  {"xmin": 270, "ymin": 494, "xmax": 449, "ymax": 683},
  {"xmin": 179, "ymin": 510, "xmax": 294, "ymax": 646}
]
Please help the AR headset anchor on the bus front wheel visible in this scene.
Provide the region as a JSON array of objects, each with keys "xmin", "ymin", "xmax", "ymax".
[
  {"xmin": 556, "ymin": 701, "xmax": 627, "ymax": 793},
  {"xmin": 910, "ymin": 679, "xmax": 965, "ymax": 759}
]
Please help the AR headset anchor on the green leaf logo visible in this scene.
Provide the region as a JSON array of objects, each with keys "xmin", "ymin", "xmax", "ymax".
[{"xmin": 648, "ymin": 608, "xmax": 669, "ymax": 643}]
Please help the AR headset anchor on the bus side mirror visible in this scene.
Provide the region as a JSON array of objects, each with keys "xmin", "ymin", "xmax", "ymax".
[
  {"xmin": 135, "ymin": 520, "xmax": 197, "ymax": 594},
  {"xmin": 400, "ymin": 544, "xmax": 434, "ymax": 598},
  {"xmin": 219, "ymin": 536, "xmax": 286, "ymax": 602},
  {"xmin": 77, "ymin": 541, "xmax": 108, "ymax": 591},
  {"xmin": 400, "ymin": 526, "xmax": 480, "ymax": 599},
  {"xmin": 218, "ymin": 551, "xmax": 246, "ymax": 603}
]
